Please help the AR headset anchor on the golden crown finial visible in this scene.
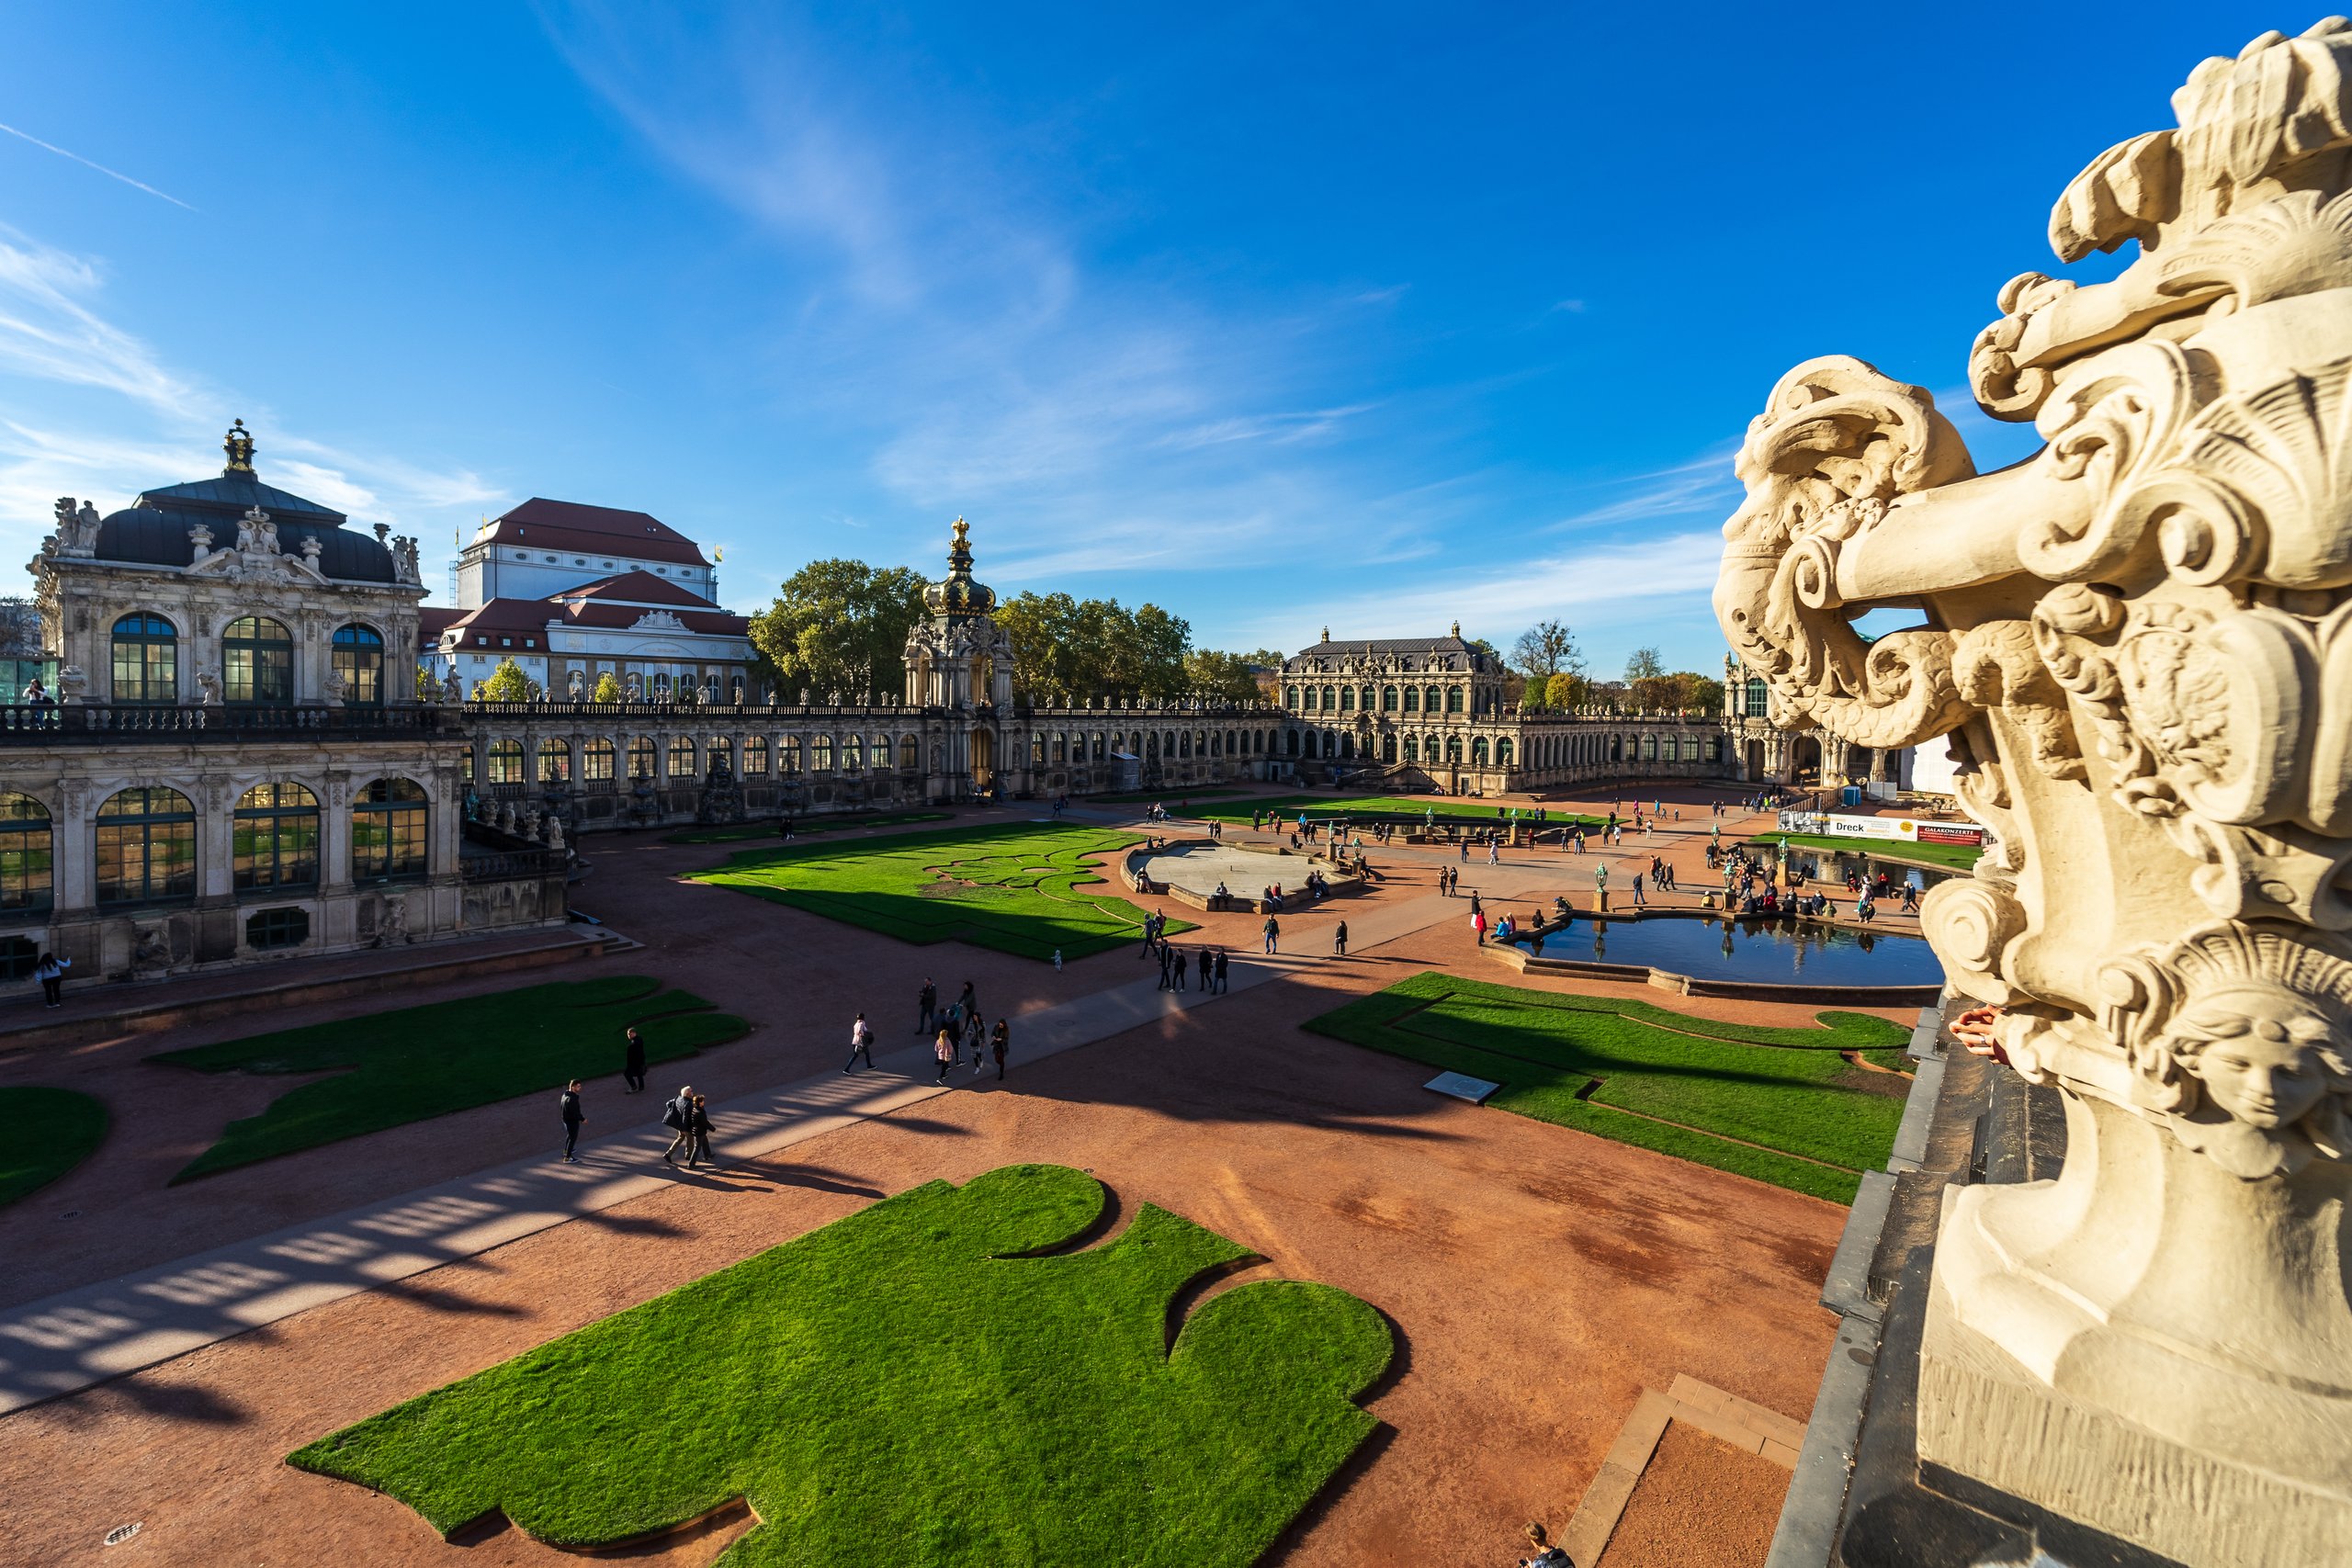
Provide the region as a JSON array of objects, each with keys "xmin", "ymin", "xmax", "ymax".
[{"xmin": 223, "ymin": 418, "xmax": 255, "ymax": 474}]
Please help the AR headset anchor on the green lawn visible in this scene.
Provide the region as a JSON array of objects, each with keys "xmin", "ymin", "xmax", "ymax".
[
  {"xmin": 0, "ymin": 1086, "xmax": 107, "ymax": 1207},
  {"xmin": 1305, "ymin": 973, "xmax": 1911, "ymax": 1203},
  {"xmin": 290, "ymin": 1164, "xmax": 1390, "ymax": 1566},
  {"xmin": 687, "ymin": 822, "xmax": 1190, "ymax": 962},
  {"xmin": 665, "ymin": 810, "xmax": 951, "ymax": 846},
  {"xmin": 1185, "ymin": 794, "xmax": 1602, "ymax": 828},
  {"xmin": 1750, "ymin": 832, "xmax": 1984, "ymax": 872},
  {"xmin": 152, "ymin": 976, "xmax": 749, "ymax": 1182}
]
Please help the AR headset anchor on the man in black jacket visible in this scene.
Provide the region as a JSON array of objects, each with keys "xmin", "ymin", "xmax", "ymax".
[
  {"xmin": 918, "ymin": 979, "xmax": 936, "ymax": 1036},
  {"xmin": 559, "ymin": 1079, "xmax": 585, "ymax": 1163}
]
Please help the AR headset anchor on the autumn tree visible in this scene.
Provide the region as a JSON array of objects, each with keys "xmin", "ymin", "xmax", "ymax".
[{"xmin": 478, "ymin": 658, "xmax": 534, "ymax": 703}]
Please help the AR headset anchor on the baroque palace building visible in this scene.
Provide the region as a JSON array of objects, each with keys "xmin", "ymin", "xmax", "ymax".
[{"xmin": 3, "ymin": 424, "xmax": 1865, "ymax": 983}]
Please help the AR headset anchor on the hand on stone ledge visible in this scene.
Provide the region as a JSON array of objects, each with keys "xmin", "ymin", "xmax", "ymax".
[{"xmin": 1952, "ymin": 1004, "xmax": 2008, "ymax": 1066}]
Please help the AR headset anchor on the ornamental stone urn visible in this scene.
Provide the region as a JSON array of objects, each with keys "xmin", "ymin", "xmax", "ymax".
[{"xmin": 1713, "ymin": 21, "xmax": 2352, "ymax": 1564}]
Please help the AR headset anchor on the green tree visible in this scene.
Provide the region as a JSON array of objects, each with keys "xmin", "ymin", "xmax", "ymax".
[
  {"xmin": 1129, "ymin": 604, "xmax": 1193, "ymax": 699},
  {"xmin": 749, "ymin": 559, "xmax": 929, "ymax": 705},
  {"xmin": 1667, "ymin": 671, "xmax": 1725, "ymax": 713},
  {"xmin": 1510, "ymin": 620, "xmax": 1585, "ymax": 686},
  {"xmin": 996, "ymin": 592, "xmax": 1195, "ymax": 703},
  {"xmin": 478, "ymin": 659, "xmax": 534, "ymax": 703},
  {"xmin": 1182, "ymin": 649, "xmax": 1266, "ymax": 705},
  {"xmin": 590, "ymin": 671, "xmax": 623, "ymax": 704},
  {"xmin": 1544, "ymin": 671, "xmax": 1591, "ymax": 710}
]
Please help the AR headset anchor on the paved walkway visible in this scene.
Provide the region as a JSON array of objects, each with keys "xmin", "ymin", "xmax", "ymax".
[{"xmin": 0, "ymin": 873, "xmax": 1485, "ymax": 1415}]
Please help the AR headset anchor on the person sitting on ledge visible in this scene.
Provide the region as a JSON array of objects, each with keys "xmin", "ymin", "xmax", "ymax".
[{"xmin": 1215, "ymin": 881, "xmax": 1229, "ymax": 899}]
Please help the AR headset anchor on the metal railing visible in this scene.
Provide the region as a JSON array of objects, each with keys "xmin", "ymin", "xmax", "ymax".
[{"xmin": 0, "ymin": 703, "xmax": 452, "ymax": 743}]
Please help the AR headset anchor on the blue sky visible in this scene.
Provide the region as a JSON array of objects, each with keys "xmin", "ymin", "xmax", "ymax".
[{"xmin": 0, "ymin": 3, "xmax": 2286, "ymax": 675}]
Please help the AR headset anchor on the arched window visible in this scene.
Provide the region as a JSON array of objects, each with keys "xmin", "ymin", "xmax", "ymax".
[
  {"xmin": 812, "ymin": 735, "xmax": 833, "ymax": 772},
  {"xmin": 1339, "ymin": 686, "xmax": 1354, "ymax": 712},
  {"xmin": 223, "ymin": 615, "xmax": 294, "ymax": 705},
  {"xmin": 899, "ymin": 735, "xmax": 919, "ymax": 770},
  {"xmin": 870, "ymin": 736, "xmax": 890, "ymax": 770},
  {"xmin": 1472, "ymin": 737, "xmax": 1489, "ymax": 766},
  {"xmin": 1283, "ymin": 685, "xmax": 1298, "ymax": 708},
  {"xmin": 1402, "ymin": 686, "xmax": 1419, "ymax": 713},
  {"xmin": 111, "ymin": 613, "xmax": 177, "ymax": 705},
  {"xmin": 1643, "ymin": 734, "xmax": 1658, "ymax": 761},
  {"xmin": 1361, "ymin": 686, "xmax": 1375, "ymax": 710},
  {"xmin": 628, "ymin": 736, "xmax": 657, "ymax": 779},
  {"xmin": 1382, "ymin": 686, "xmax": 1397, "ymax": 712},
  {"xmin": 353, "ymin": 777, "xmax": 427, "ymax": 883},
  {"xmin": 537, "ymin": 738, "xmax": 571, "ymax": 784},
  {"xmin": 1424, "ymin": 685, "xmax": 1442, "ymax": 712},
  {"xmin": 1446, "ymin": 686, "xmax": 1464, "ymax": 714},
  {"xmin": 233, "ymin": 782, "xmax": 320, "ymax": 890},
  {"xmin": 96, "ymin": 786, "xmax": 196, "ymax": 906},
  {"xmin": 1286, "ymin": 729, "xmax": 1300, "ymax": 757},
  {"xmin": 707, "ymin": 738, "xmax": 733, "ymax": 776},
  {"xmin": 1497, "ymin": 738, "xmax": 1515, "ymax": 766},
  {"xmin": 742, "ymin": 737, "xmax": 769, "ymax": 775},
  {"xmin": 1091, "ymin": 733, "xmax": 1105, "ymax": 761},
  {"xmin": 0, "ymin": 794, "xmax": 52, "ymax": 912},
  {"xmin": 1382, "ymin": 733, "xmax": 1396, "ymax": 762},
  {"xmin": 332, "ymin": 625, "xmax": 384, "ymax": 705},
  {"xmin": 1403, "ymin": 734, "xmax": 1419, "ymax": 762},
  {"xmin": 668, "ymin": 738, "xmax": 697, "ymax": 778},
  {"xmin": 585, "ymin": 738, "xmax": 616, "ymax": 782},
  {"xmin": 1745, "ymin": 676, "xmax": 1769, "ymax": 718},
  {"xmin": 1340, "ymin": 734, "xmax": 1356, "ymax": 760},
  {"xmin": 1032, "ymin": 733, "xmax": 1046, "ymax": 766},
  {"xmin": 487, "ymin": 739, "xmax": 525, "ymax": 784},
  {"xmin": 778, "ymin": 735, "xmax": 802, "ymax": 773}
]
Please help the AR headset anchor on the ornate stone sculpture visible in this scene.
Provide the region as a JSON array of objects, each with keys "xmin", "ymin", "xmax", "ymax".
[
  {"xmin": 51, "ymin": 497, "xmax": 100, "ymax": 557},
  {"xmin": 1714, "ymin": 21, "xmax": 2352, "ymax": 1563}
]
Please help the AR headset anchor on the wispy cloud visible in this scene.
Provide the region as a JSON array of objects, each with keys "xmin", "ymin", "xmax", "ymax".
[
  {"xmin": 0, "ymin": 233, "xmax": 506, "ymax": 581},
  {"xmin": 0, "ymin": 121, "xmax": 197, "ymax": 211},
  {"xmin": 1546, "ymin": 450, "xmax": 1741, "ymax": 533}
]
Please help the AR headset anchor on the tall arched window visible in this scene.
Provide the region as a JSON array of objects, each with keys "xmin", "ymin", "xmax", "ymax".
[
  {"xmin": 870, "ymin": 736, "xmax": 891, "ymax": 770},
  {"xmin": 233, "ymin": 782, "xmax": 320, "ymax": 890},
  {"xmin": 96, "ymin": 786, "xmax": 196, "ymax": 905},
  {"xmin": 0, "ymin": 794, "xmax": 52, "ymax": 912},
  {"xmin": 1643, "ymin": 734, "xmax": 1658, "ymax": 761},
  {"xmin": 811, "ymin": 735, "xmax": 833, "ymax": 772},
  {"xmin": 1403, "ymin": 734, "xmax": 1419, "ymax": 762},
  {"xmin": 1472, "ymin": 737, "xmax": 1489, "ymax": 766},
  {"xmin": 628, "ymin": 736, "xmax": 657, "ymax": 779},
  {"xmin": 1745, "ymin": 676, "xmax": 1769, "ymax": 718},
  {"xmin": 1382, "ymin": 686, "xmax": 1397, "ymax": 712},
  {"xmin": 223, "ymin": 615, "xmax": 294, "ymax": 705},
  {"xmin": 1445, "ymin": 735, "xmax": 1463, "ymax": 763},
  {"xmin": 1423, "ymin": 685, "xmax": 1442, "ymax": 712},
  {"xmin": 709, "ymin": 738, "xmax": 733, "ymax": 774},
  {"xmin": 353, "ymin": 777, "xmax": 428, "ymax": 882},
  {"xmin": 1382, "ymin": 733, "xmax": 1396, "ymax": 762},
  {"xmin": 742, "ymin": 737, "xmax": 769, "ymax": 775},
  {"xmin": 1402, "ymin": 686, "xmax": 1419, "ymax": 713},
  {"xmin": 111, "ymin": 613, "xmax": 177, "ymax": 704},
  {"xmin": 667, "ymin": 738, "xmax": 696, "ymax": 778},
  {"xmin": 1497, "ymin": 738, "xmax": 1514, "ymax": 766},
  {"xmin": 778, "ymin": 735, "xmax": 802, "ymax": 773},
  {"xmin": 1283, "ymin": 685, "xmax": 1298, "ymax": 708},
  {"xmin": 1446, "ymin": 686, "xmax": 1464, "ymax": 714},
  {"xmin": 332, "ymin": 625, "xmax": 384, "ymax": 705},
  {"xmin": 584, "ymin": 738, "xmax": 616, "ymax": 782},
  {"xmin": 1339, "ymin": 686, "xmax": 1354, "ymax": 712},
  {"xmin": 537, "ymin": 738, "xmax": 571, "ymax": 784},
  {"xmin": 1286, "ymin": 729, "xmax": 1301, "ymax": 757},
  {"xmin": 483, "ymin": 739, "xmax": 523, "ymax": 784}
]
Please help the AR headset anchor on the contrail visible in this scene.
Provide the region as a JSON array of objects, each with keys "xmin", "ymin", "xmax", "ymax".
[{"xmin": 0, "ymin": 120, "xmax": 196, "ymax": 211}]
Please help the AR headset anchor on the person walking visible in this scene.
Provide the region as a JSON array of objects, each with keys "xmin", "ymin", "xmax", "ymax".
[
  {"xmin": 933, "ymin": 1027, "xmax": 956, "ymax": 1084},
  {"xmin": 1632, "ymin": 871, "xmax": 1646, "ymax": 907},
  {"xmin": 559, "ymin": 1078, "xmax": 585, "ymax": 1163},
  {"xmin": 661, "ymin": 1084, "xmax": 695, "ymax": 1167},
  {"xmin": 1214, "ymin": 947, "xmax": 1229, "ymax": 993},
  {"xmin": 845, "ymin": 1011, "xmax": 875, "ymax": 1072},
  {"xmin": 990, "ymin": 1019, "xmax": 1009, "ymax": 1080},
  {"xmin": 622, "ymin": 1027, "xmax": 647, "ymax": 1093},
  {"xmin": 1196, "ymin": 946, "xmax": 1213, "ymax": 993},
  {"xmin": 1262, "ymin": 914, "xmax": 1280, "ymax": 954},
  {"xmin": 1334, "ymin": 920, "xmax": 1349, "ymax": 957},
  {"xmin": 686, "ymin": 1095, "xmax": 714, "ymax": 1168},
  {"xmin": 1172, "ymin": 948, "xmax": 1188, "ymax": 991},
  {"xmin": 966, "ymin": 1007, "xmax": 987, "ymax": 1059},
  {"xmin": 1487, "ymin": 839, "xmax": 1499, "ymax": 867},
  {"xmin": 1472, "ymin": 906, "xmax": 1487, "ymax": 944},
  {"xmin": 956, "ymin": 981, "xmax": 977, "ymax": 1021},
  {"xmin": 1157, "ymin": 944, "xmax": 1173, "ymax": 991},
  {"xmin": 918, "ymin": 979, "xmax": 936, "ymax": 1036},
  {"xmin": 35, "ymin": 950, "xmax": 68, "ymax": 1010}
]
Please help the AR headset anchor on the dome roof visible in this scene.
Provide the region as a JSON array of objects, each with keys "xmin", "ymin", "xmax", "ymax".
[
  {"xmin": 89, "ymin": 422, "xmax": 398, "ymax": 583},
  {"xmin": 921, "ymin": 516, "xmax": 997, "ymax": 619}
]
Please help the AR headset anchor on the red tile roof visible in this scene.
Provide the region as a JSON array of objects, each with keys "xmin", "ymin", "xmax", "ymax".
[
  {"xmin": 552, "ymin": 569, "xmax": 722, "ymax": 610},
  {"xmin": 557, "ymin": 602, "xmax": 749, "ymax": 637},
  {"xmin": 475, "ymin": 498, "xmax": 708, "ymax": 567}
]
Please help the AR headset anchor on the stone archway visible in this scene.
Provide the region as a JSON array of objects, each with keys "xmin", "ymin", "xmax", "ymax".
[
  {"xmin": 1788, "ymin": 734, "xmax": 1821, "ymax": 785},
  {"xmin": 1745, "ymin": 738, "xmax": 1766, "ymax": 780},
  {"xmin": 971, "ymin": 727, "xmax": 995, "ymax": 789}
]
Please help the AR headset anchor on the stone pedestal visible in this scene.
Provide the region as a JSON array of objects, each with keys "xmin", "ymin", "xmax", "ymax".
[{"xmin": 1916, "ymin": 1095, "xmax": 2352, "ymax": 1567}]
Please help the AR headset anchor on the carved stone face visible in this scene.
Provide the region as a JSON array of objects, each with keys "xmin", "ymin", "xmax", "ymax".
[{"xmin": 2174, "ymin": 987, "xmax": 2340, "ymax": 1130}]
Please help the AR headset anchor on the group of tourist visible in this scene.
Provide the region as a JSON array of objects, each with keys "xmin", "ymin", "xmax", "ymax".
[{"xmin": 1155, "ymin": 942, "xmax": 1231, "ymax": 994}]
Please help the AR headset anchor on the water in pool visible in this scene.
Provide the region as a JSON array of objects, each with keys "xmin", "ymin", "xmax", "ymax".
[{"xmin": 1530, "ymin": 913, "xmax": 1945, "ymax": 988}]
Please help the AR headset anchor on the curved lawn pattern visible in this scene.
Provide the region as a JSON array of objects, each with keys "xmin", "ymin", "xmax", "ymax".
[
  {"xmin": 1184, "ymin": 794, "xmax": 1603, "ymax": 828},
  {"xmin": 154, "ymin": 975, "xmax": 748, "ymax": 1182},
  {"xmin": 688, "ymin": 823, "xmax": 1190, "ymax": 961},
  {"xmin": 0, "ymin": 1086, "xmax": 107, "ymax": 1207},
  {"xmin": 1306, "ymin": 973, "xmax": 1910, "ymax": 1203},
  {"xmin": 291, "ymin": 1164, "xmax": 1391, "ymax": 1566}
]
